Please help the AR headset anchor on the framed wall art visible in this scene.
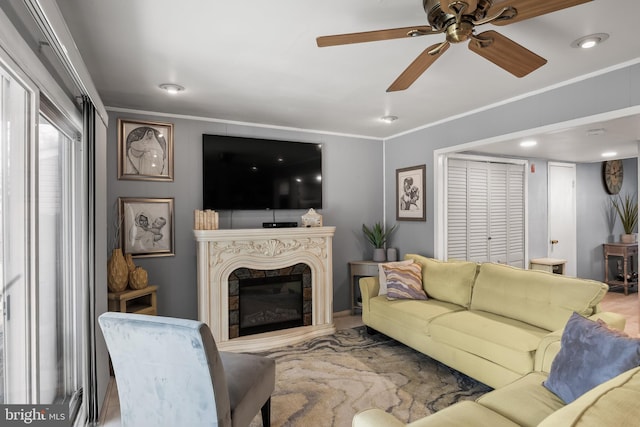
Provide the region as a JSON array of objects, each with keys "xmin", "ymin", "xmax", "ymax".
[
  {"xmin": 119, "ymin": 197, "xmax": 175, "ymax": 257},
  {"xmin": 118, "ymin": 118, "xmax": 174, "ymax": 181},
  {"xmin": 396, "ymin": 164, "xmax": 426, "ymax": 221}
]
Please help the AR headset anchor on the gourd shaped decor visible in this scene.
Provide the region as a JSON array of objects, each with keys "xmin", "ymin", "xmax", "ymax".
[
  {"xmin": 125, "ymin": 253, "xmax": 136, "ymax": 273},
  {"xmin": 107, "ymin": 248, "xmax": 128, "ymax": 292},
  {"xmin": 129, "ymin": 266, "xmax": 149, "ymax": 290}
]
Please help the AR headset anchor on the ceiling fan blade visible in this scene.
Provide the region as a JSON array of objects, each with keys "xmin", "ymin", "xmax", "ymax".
[
  {"xmin": 469, "ymin": 30, "xmax": 546, "ymax": 77},
  {"xmin": 489, "ymin": 0, "xmax": 592, "ymax": 25},
  {"xmin": 387, "ymin": 42, "xmax": 450, "ymax": 92},
  {"xmin": 316, "ymin": 26, "xmax": 433, "ymax": 47}
]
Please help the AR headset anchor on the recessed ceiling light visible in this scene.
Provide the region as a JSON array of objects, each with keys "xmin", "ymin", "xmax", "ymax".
[
  {"xmin": 380, "ymin": 115, "xmax": 398, "ymax": 123},
  {"xmin": 571, "ymin": 33, "xmax": 609, "ymax": 49},
  {"xmin": 159, "ymin": 83, "xmax": 185, "ymax": 94},
  {"xmin": 520, "ymin": 140, "xmax": 537, "ymax": 147},
  {"xmin": 602, "ymin": 151, "xmax": 617, "ymax": 158}
]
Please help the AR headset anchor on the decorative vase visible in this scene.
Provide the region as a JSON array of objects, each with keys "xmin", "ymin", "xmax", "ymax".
[
  {"xmin": 621, "ymin": 234, "xmax": 637, "ymax": 244},
  {"xmin": 386, "ymin": 247, "xmax": 398, "ymax": 262},
  {"xmin": 129, "ymin": 266, "xmax": 149, "ymax": 290},
  {"xmin": 372, "ymin": 248, "xmax": 386, "ymax": 262},
  {"xmin": 125, "ymin": 253, "xmax": 136, "ymax": 272},
  {"xmin": 107, "ymin": 248, "xmax": 128, "ymax": 292}
]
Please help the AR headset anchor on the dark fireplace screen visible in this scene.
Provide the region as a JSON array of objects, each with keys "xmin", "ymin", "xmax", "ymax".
[
  {"xmin": 239, "ymin": 274, "xmax": 303, "ymax": 336},
  {"xmin": 228, "ymin": 264, "xmax": 312, "ymax": 338}
]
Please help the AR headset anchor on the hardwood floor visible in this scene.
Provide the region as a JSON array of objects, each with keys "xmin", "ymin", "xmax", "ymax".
[{"xmin": 600, "ymin": 287, "xmax": 639, "ymax": 336}]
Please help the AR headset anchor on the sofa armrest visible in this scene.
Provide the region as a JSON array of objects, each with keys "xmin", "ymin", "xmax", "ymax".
[
  {"xmin": 534, "ymin": 311, "xmax": 627, "ymax": 374},
  {"xmin": 588, "ymin": 311, "xmax": 626, "ymax": 331},
  {"xmin": 534, "ymin": 330, "xmax": 563, "ymax": 374},
  {"xmin": 359, "ymin": 277, "xmax": 379, "ymax": 324},
  {"xmin": 353, "ymin": 408, "xmax": 405, "ymax": 427},
  {"xmin": 359, "ymin": 276, "xmax": 379, "ymax": 303}
]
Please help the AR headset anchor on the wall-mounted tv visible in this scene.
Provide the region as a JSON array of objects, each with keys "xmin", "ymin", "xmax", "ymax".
[{"xmin": 202, "ymin": 134, "xmax": 322, "ymax": 210}]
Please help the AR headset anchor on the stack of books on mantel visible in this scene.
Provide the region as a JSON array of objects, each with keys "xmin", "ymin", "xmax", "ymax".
[{"xmin": 194, "ymin": 209, "xmax": 219, "ymax": 230}]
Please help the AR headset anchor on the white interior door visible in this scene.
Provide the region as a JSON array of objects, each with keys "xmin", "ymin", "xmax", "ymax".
[{"xmin": 548, "ymin": 162, "xmax": 577, "ymax": 276}]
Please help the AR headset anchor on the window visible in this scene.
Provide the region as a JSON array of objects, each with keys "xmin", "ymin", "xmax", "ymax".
[{"xmin": 1, "ymin": 61, "xmax": 84, "ymax": 420}]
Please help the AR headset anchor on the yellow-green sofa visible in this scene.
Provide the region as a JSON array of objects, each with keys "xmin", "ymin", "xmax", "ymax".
[
  {"xmin": 355, "ymin": 254, "xmax": 635, "ymax": 426},
  {"xmin": 360, "ymin": 254, "xmax": 625, "ymax": 389},
  {"xmin": 353, "ymin": 366, "xmax": 640, "ymax": 426}
]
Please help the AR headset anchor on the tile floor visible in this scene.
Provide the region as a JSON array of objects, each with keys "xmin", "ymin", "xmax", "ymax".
[{"xmin": 99, "ymin": 291, "xmax": 638, "ymax": 425}]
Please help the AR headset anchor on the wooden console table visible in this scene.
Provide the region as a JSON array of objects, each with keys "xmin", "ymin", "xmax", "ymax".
[{"xmin": 603, "ymin": 243, "xmax": 638, "ymax": 295}]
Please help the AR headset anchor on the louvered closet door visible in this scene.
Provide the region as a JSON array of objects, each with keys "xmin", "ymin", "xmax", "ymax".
[{"xmin": 447, "ymin": 159, "xmax": 524, "ymax": 267}]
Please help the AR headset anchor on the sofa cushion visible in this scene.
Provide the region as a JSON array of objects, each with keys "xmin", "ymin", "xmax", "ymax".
[
  {"xmin": 538, "ymin": 366, "xmax": 640, "ymax": 427},
  {"xmin": 369, "ymin": 297, "xmax": 464, "ymax": 334},
  {"xmin": 404, "ymin": 254, "xmax": 477, "ymax": 308},
  {"xmin": 470, "ymin": 263, "xmax": 607, "ymax": 331},
  {"xmin": 543, "ymin": 312, "xmax": 640, "ymax": 404},
  {"xmin": 378, "ymin": 260, "xmax": 414, "ymax": 295},
  {"xmin": 477, "ymin": 372, "xmax": 564, "ymax": 427},
  {"xmin": 384, "ymin": 262, "xmax": 427, "ymax": 300},
  {"xmin": 429, "ymin": 311, "xmax": 549, "ymax": 375},
  {"xmin": 354, "ymin": 401, "xmax": 521, "ymax": 427}
]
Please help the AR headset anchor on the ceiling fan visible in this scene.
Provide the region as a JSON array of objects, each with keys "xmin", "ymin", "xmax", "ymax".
[{"xmin": 316, "ymin": 0, "xmax": 592, "ymax": 92}]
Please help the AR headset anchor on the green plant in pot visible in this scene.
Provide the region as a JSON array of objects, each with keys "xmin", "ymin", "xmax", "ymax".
[
  {"xmin": 611, "ymin": 193, "xmax": 638, "ymax": 243},
  {"xmin": 362, "ymin": 222, "xmax": 397, "ymax": 262}
]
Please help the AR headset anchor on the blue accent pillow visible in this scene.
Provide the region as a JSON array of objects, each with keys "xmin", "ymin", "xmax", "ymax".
[{"xmin": 543, "ymin": 312, "xmax": 640, "ymax": 403}]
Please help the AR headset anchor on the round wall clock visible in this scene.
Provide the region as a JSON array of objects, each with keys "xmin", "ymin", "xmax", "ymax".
[{"xmin": 603, "ymin": 160, "xmax": 623, "ymax": 194}]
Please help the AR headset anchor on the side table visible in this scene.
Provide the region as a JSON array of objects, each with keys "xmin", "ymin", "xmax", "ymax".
[
  {"xmin": 529, "ymin": 258, "xmax": 566, "ymax": 275},
  {"xmin": 348, "ymin": 261, "xmax": 383, "ymax": 314},
  {"xmin": 108, "ymin": 285, "xmax": 158, "ymax": 315},
  {"xmin": 603, "ymin": 243, "xmax": 638, "ymax": 295}
]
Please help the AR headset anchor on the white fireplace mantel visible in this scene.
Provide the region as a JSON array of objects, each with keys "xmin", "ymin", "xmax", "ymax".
[{"xmin": 194, "ymin": 226, "xmax": 336, "ymax": 351}]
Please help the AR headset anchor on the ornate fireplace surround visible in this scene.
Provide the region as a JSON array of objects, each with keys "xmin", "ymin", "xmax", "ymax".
[{"xmin": 194, "ymin": 226, "xmax": 336, "ymax": 352}]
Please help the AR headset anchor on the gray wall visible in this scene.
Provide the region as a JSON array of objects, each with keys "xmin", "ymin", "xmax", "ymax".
[
  {"xmin": 384, "ymin": 63, "xmax": 640, "ymax": 280},
  {"xmin": 107, "ymin": 63, "xmax": 640, "ymax": 319},
  {"xmin": 107, "ymin": 112, "xmax": 383, "ymax": 318},
  {"xmin": 577, "ymin": 159, "xmax": 638, "ymax": 281}
]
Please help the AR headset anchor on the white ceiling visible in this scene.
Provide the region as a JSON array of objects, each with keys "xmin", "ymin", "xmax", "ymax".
[{"xmin": 54, "ymin": 0, "xmax": 640, "ymax": 162}]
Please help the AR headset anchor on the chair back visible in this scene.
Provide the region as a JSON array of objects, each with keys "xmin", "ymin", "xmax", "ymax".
[{"xmin": 99, "ymin": 312, "xmax": 232, "ymax": 427}]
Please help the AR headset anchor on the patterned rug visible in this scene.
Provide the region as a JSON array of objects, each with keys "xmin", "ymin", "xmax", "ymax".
[{"xmin": 249, "ymin": 327, "xmax": 491, "ymax": 427}]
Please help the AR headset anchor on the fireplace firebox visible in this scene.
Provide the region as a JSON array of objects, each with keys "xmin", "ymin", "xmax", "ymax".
[
  {"xmin": 238, "ymin": 274, "xmax": 303, "ymax": 336},
  {"xmin": 228, "ymin": 263, "xmax": 312, "ymax": 338}
]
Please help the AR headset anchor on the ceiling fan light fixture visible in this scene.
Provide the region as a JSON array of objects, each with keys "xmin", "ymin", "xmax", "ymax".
[
  {"xmin": 159, "ymin": 83, "xmax": 185, "ymax": 94},
  {"xmin": 380, "ymin": 115, "xmax": 398, "ymax": 123},
  {"xmin": 571, "ymin": 33, "xmax": 609, "ymax": 49}
]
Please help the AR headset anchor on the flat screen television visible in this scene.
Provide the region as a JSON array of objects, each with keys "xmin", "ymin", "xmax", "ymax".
[{"xmin": 202, "ymin": 134, "xmax": 323, "ymax": 210}]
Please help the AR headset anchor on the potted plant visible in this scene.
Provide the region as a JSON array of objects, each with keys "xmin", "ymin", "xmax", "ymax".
[
  {"xmin": 611, "ymin": 193, "xmax": 638, "ymax": 243},
  {"xmin": 362, "ymin": 222, "xmax": 397, "ymax": 261}
]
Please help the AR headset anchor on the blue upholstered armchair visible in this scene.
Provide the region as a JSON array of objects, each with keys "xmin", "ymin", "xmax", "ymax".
[{"xmin": 99, "ymin": 312, "xmax": 275, "ymax": 427}]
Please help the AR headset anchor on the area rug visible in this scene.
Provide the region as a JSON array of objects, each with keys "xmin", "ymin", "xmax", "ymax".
[{"xmin": 249, "ymin": 327, "xmax": 491, "ymax": 427}]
